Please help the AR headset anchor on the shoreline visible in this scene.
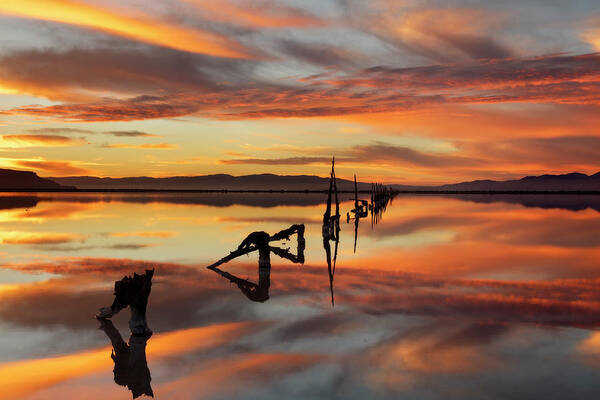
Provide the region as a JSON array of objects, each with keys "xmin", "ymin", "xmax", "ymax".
[{"xmin": 0, "ymin": 189, "xmax": 599, "ymax": 194}]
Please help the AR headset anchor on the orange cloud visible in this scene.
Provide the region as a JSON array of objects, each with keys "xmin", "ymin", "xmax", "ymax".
[
  {"xmin": 103, "ymin": 143, "xmax": 177, "ymax": 150},
  {"xmin": 582, "ymin": 16, "xmax": 600, "ymax": 51},
  {"xmin": 0, "ymin": 231, "xmax": 86, "ymax": 245},
  {"xmin": 13, "ymin": 160, "xmax": 92, "ymax": 176},
  {"xmin": 379, "ymin": 7, "xmax": 512, "ymax": 61},
  {"xmin": 109, "ymin": 231, "xmax": 178, "ymax": 238},
  {"xmin": 1, "ymin": 134, "xmax": 85, "ymax": 147},
  {"xmin": 0, "ymin": 0, "xmax": 253, "ymax": 59},
  {"xmin": 184, "ymin": 0, "xmax": 326, "ymax": 28},
  {"xmin": 4, "ymin": 53, "xmax": 599, "ymax": 124}
]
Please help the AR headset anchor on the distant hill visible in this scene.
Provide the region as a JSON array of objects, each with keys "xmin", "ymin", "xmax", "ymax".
[
  {"xmin": 416, "ymin": 172, "xmax": 600, "ymax": 192},
  {"xmin": 49, "ymin": 173, "xmax": 373, "ymax": 191},
  {"xmin": 0, "ymin": 169, "xmax": 74, "ymax": 190},
  {"xmin": 46, "ymin": 171, "xmax": 600, "ymax": 192}
]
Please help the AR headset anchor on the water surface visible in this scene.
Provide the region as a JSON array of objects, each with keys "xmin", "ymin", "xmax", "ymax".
[{"xmin": 1, "ymin": 193, "xmax": 600, "ymax": 399}]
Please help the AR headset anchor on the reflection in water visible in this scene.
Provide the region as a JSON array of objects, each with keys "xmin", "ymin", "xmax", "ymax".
[
  {"xmin": 323, "ymin": 159, "xmax": 341, "ymax": 306},
  {"xmin": 207, "ymin": 224, "xmax": 305, "ymax": 302},
  {"xmin": 2, "ymin": 192, "xmax": 600, "ymax": 214},
  {"xmin": 97, "ymin": 269, "xmax": 154, "ymax": 336},
  {"xmin": 370, "ymin": 183, "xmax": 396, "ymax": 227},
  {"xmin": 98, "ymin": 319, "xmax": 153, "ymax": 399},
  {"xmin": 443, "ymin": 193, "xmax": 600, "ymax": 212},
  {"xmin": 4, "ymin": 192, "xmax": 600, "ymax": 399},
  {"xmin": 97, "ymin": 269, "xmax": 155, "ymax": 398},
  {"xmin": 346, "ymin": 174, "xmax": 369, "ymax": 253},
  {"xmin": 0, "ymin": 195, "xmax": 39, "ymax": 210}
]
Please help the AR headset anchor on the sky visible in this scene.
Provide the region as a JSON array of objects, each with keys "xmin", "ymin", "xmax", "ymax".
[{"xmin": 0, "ymin": 0, "xmax": 599, "ymax": 184}]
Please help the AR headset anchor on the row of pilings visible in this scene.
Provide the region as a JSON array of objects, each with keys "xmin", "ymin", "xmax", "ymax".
[
  {"xmin": 369, "ymin": 182, "xmax": 395, "ymax": 226},
  {"xmin": 370, "ymin": 182, "xmax": 394, "ymax": 205},
  {"xmin": 322, "ymin": 157, "xmax": 396, "ymax": 227}
]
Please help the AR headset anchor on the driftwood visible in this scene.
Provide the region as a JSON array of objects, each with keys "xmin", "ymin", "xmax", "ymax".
[
  {"xmin": 97, "ymin": 269, "xmax": 154, "ymax": 337},
  {"xmin": 207, "ymin": 224, "xmax": 306, "ymax": 270},
  {"xmin": 206, "ymin": 224, "xmax": 305, "ymax": 302},
  {"xmin": 96, "ymin": 269, "xmax": 155, "ymax": 398}
]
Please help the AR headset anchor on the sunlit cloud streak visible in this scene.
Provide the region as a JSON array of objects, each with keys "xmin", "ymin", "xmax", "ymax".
[
  {"xmin": 28, "ymin": 128, "xmax": 93, "ymax": 135},
  {"xmin": 3, "ymin": 53, "xmax": 598, "ymax": 122},
  {"xmin": 276, "ymin": 39, "xmax": 360, "ymax": 67},
  {"xmin": 582, "ymin": 16, "xmax": 600, "ymax": 51},
  {"xmin": 28, "ymin": 127, "xmax": 158, "ymax": 137},
  {"xmin": 0, "ymin": 0, "xmax": 255, "ymax": 59},
  {"xmin": 13, "ymin": 160, "xmax": 92, "ymax": 175},
  {"xmin": 1, "ymin": 134, "xmax": 86, "ymax": 147},
  {"xmin": 323, "ymin": 53, "xmax": 600, "ymax": 91},
  {"xmin": 0, "ymin": 231, "xmax": 85, "ymax": 245},
  {"xmin": 221, "ymin": 141, "xmax": 483, "ymax": 167},
  {"xmin": 101, "ymin": 142, "xmax": 177, "ymax": 150},
  {"xmin": 0, "ymin": 47, "xmax": 231, "ymax": 100},
  {"xmin": 108, "ymin": 231, "xmax": 178, "ymax": 238},
  {"xmin": 349, "ymin": 5, "xmax": 515, "ymax": 62},
  {"xmin": 0, "ymin": 1, "xmax": 597, "ymax": 181},
  {"xmin": 182, "ymin": 0, "xmax": 327, "ymax": 29},
  {"xmin": 219, "ymin": 137, "xmax": 600, "ymax": 174},
  {"xmin": 103, "ymin": 130, "xmax": 159, "ymax": 137}
]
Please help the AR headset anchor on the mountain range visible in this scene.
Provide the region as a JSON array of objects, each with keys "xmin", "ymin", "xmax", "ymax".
[
  {"xmin": 51, "ymin": 171, "xmax": 600, "ymax": 192},
  {"xmin": 408, "ymin": 172, "xmax": 600, "ymax": 192},
  {"xmin": 0, "ymin": 168, "xmax": 599, "ymax": 191},
  {"xmin": 48, "ymin": 174, "xmax": 373, "ymax": 191},
  {"xmin": 392, "ymin": 172, "xmax": 600, "ymax": 192}
]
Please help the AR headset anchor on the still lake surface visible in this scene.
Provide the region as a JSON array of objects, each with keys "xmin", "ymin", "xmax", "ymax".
[{"xmin": 1, "ymin": 192, "xmax": 600, "ymax": 399}]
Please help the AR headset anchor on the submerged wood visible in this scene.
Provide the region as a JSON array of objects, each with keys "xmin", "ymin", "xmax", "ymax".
[
  {"xmin": 97, "ymin": 269, "xmax": 154, "ymax": 337},
  {"xmin": 207, "ymin": 224, "xmax": 305, "ymax": 270},
  {"xmin": 96, "ymin": 269, "xmax": 155, "ymax": 398},
  {"xmin": 206, "ymin": 224, "xmax": 305, "ymax": 302}
]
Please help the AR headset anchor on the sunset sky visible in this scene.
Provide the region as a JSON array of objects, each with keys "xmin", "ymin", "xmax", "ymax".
[{"xmin": 0, "ymin": 0, "xmax": 599, "ymax": 184}]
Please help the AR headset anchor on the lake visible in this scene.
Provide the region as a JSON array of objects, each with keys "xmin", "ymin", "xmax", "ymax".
[{"xmin": 1, "ymin": 192, "xmax": 600, "ymax": 399}]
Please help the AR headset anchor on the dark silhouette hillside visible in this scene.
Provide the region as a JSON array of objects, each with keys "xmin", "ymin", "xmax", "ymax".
[
  {"xmin": 430, "ymin": 172, "xmax": 600, "ymax": 191},
  {"xmin": 390, "ymin": 172, "xmax": 600, "ymax": 192},
  {"xmin": 49, "ymin": 173, "xmax": 374, "ymax": 191},
  {"xmin": 0, "ymin": 168, "xmax": 74, "ymax": 190},
  {"xmin": 40, "ymin": 170, "xmax": 600, "ymax": 192}
]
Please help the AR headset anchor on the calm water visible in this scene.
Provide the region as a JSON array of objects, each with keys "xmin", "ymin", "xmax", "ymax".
[{"xmin": 1, "ymin": 192, "xmax": 600, "ymax": 399}]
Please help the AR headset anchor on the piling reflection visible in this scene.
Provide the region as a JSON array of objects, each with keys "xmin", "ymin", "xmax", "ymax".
[
  {"xmin": 323, "ymin": 159, "xmax": 341, "ymax": 306},
  {"xmin": 96, "ymin": 269, "xmax": 155, "ymax": 399},
  {"xmin": 206, "ymin": 224, "xmax": 305, "ymax": 302},
  {"xmin": 370, "ymin": 183, "xmax": 396, "ymax": 227},
  {"xmin": 346, "ymin": 174, "xmax": 369, "ymax": 253},
  {"xmin": 3, "ymin": 192, "xmax": 600, "ymax": 399}
]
